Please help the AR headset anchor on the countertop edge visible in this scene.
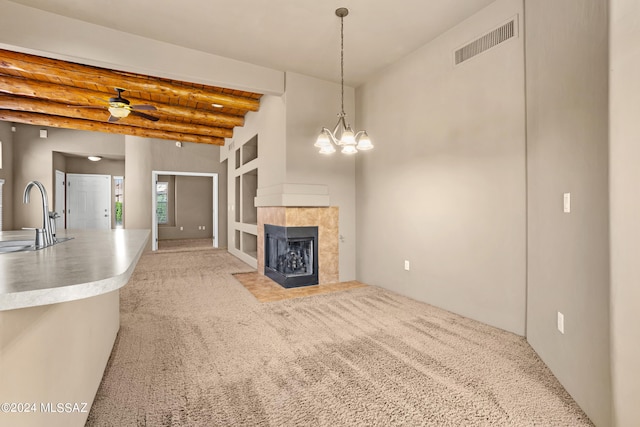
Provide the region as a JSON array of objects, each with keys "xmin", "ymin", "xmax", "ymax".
[{"xmin": 0, "ymin": 230, "xmax": 149, "ymax": 311}]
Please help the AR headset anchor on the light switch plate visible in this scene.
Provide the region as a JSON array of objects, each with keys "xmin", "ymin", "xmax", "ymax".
[{"xmin": 563, "ymin": 193, "xmax": 571, "ymax": 213}]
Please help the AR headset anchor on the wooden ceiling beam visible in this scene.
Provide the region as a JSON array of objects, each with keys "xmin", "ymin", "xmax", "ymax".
[
  {"xmin": 0, "ymin": 75, "xmax": 244, "ymax": 128},
  {"xmin": 0, "ymin": 49, "xmax": 260, "ymax": 112},
  {"xmin": 0, "ymin": 110, "xmax": 224, "ymax": 145},
  {"xmin": 0, "ymin": 95, "xmax": 233, "ymax": 139}
]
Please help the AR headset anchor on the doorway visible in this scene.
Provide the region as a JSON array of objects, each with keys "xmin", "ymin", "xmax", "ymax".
[
  {"xmin": 151, "ymin": 171, "xmax": 218, "ymax": 251},
  {"xmin": 66, "ymin": 173, "xmax": 111, "ymax": 230},
  {"xmin": 55, "ymin": 170, "xmax": 66, "ymax": 230}
]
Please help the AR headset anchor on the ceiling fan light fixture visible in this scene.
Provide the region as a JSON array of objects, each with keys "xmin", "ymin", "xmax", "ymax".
[
  {"xmin": 315, "ymin": 7, "xmax": 373, "ymax": 155},
  {"xmin": 108, "ymin": 106, "xmax": 130, "ymax": 118},
  {"xmin": 88, "ymin": 156, "xmax": 102, "ymax": 162}
]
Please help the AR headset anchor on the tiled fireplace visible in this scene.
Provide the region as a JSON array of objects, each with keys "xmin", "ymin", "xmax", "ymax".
[{"xmin": 258, "ymin": 207, "xmax": 339, "ymax": 285}]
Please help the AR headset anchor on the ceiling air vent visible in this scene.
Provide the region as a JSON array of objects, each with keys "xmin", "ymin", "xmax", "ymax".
[{"xmin": 454, "ymin": 17, "xmax": 517, "ymax": 65}]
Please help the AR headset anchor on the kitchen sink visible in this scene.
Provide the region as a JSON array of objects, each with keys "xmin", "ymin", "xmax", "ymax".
[
  {"xmin": 0, "ymin": 237, "xmax": 73, "ymax": 254},
  {"xmin": 0, "ymin": 240, "xmax": 35, "ymax": 253}
]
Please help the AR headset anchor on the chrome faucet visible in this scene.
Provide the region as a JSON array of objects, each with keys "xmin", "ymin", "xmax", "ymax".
[{"xmin": 23, "ymin": 181, "xmax": 55, "ymax": 248}]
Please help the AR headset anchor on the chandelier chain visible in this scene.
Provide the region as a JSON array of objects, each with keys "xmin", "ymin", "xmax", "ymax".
[
  {"xmin": 314, "ymin": 7, "xmax": 373, "ymax": 154},
  {"xmin": 340, "ymin": 12, "xmax": 344, "ymax": 115}
]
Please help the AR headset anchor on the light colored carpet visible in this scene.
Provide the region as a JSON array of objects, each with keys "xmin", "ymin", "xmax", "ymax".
[
  {"xmin": 157, "ymin": 238, "xmax": 216, "ymax": 253},
  {"xmin": 86, "ymin": 249, "xmax": 593, "ymax": 426}
]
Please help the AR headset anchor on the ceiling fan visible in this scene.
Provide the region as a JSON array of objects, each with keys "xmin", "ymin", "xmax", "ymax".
[{"xmin": 76, "ymin": 88, "xmax": 159, "ymax": 122}]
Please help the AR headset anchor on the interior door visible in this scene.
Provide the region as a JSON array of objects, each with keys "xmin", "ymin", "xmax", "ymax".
[
  {"xmin": 66, "ymin": 174, "xmax": 111, "ymax": 230},
  {"xmin": 55, "ymin": 170, "xmax": 66, "ymax": 230}
]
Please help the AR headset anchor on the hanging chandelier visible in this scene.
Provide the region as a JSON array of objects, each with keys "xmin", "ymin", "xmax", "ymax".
[{"xmin": 314, "ymin": 7, "xmax": 373, "ymax": 155}]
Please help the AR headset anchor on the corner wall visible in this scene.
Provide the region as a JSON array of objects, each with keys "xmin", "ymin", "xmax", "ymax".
[
  {"xmin": 356, "ymin": 0, "xmax": 526, "ymax": 334},
  {"xmin": 524, "ymin": 1, "xmax": 611, "ymax": 425},
  {"xmin": 284, "ymin": 73, "xmax": 357, "ymax": 281},
  {"xmin": 610, "ymin": 0, "xmax": 640, "ymax": 425}
]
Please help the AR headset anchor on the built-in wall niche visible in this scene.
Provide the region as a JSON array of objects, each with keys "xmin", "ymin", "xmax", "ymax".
[
  {"xmin": 242, "ymin": 168, "xmax": 258, "ymax": 225},
  {"xmin": 230, "ymin": 133, "xmax": 259, "ymax": 267},
  {"xmin": 241, "ymin": 135, "xmax": 258, "ymax": 166},
  {"xmin": 242, "ymin": 231, "xmax": 257, "ymax": 259},
  {"xmin": 235, "ymin": 176, "xmax": 241, "ymax": 222}
]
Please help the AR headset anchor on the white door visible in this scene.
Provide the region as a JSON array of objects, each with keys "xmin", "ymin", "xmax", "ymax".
[
  {"xmin": 55, "ymin": 170, "xmax": 66, "ymax": 230},
  {"xmin": 67, "ymin": 174, "xmax": 111, "ymax": 230}
]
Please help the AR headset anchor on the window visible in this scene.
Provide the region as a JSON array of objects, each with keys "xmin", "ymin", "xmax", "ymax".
[
  {"xmin": 156, "ymin": 182, "xmax": 169, "ymax": 225},
  {"xmin": 114, "ymin": 176, "xmax": 124, "ymax": 228}
]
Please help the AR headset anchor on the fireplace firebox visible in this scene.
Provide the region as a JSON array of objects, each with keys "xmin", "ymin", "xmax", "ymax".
[{"xmin": 264, "ymin": 224, "xmax": 318, "ymax": 288}]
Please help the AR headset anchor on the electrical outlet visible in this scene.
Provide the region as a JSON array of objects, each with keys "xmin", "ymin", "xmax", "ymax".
[
  {"xmin": 557, "ymin": 312, "xmax": 565, "ymax": 334},
  {"xmin": 404, "ymin": 260, "xmax": 410, "ymax": 271},
  {"xmin": 180, "ymin": 226, "xmax": 183, "ymax": 231},
  {"xmin": 202, "ymin": 225, "xmax": 205, "ymax": 230}
]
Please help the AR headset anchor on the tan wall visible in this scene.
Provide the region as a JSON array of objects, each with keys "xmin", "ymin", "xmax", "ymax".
[
  {"xmin": 125, "ymin": 136, "xmax": 226, "ymax": 249},
  {"xmin": 610, "ymin": 0, "xmax": 640, "ymax": 425},
  {"xmin": 65, "ymin": 157, "xmax": 125, "ymax": 176},
  {"xmin": 12, "ymin": 125, "xmax": 124, "ymax": 231},
  {"xmin": 0, "ymin": 290, "xmax": 120, "ymax": 427},
  {"xmin": 158, "ymin": 175, "xmax": 214, "ymax": 240},
  {"xmin": 0, "ymin": 121, "xmax": 14, "ymax": 231},
  {"xmin": 524, "ymin": 1, "xmax": 611, "ymax": 425},
  {"xmin": 356, "ymin": 0, "xmax": 526, "ymax": 335}
]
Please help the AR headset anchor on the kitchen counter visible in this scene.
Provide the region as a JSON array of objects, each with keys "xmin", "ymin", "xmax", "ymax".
[
  {"xmin": 0, "ymin": 228, "xmax": 149, "ymax": 311},
  {"xmin": 0, "ymin": 228, "xmax": 149, "ymax": 427}
]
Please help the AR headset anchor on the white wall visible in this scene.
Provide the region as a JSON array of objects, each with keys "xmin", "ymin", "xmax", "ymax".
[
  {"xmin": 610, "ymin": 0, "xmax": 640, "ymax": 425},
  {"xmin": 356, "ymin": 0, "xmax": 526, "ymax": 334},
  {"xmin": 225, "ymin": 94, "xmax": 286, "ymax": 264},
  {"xmin": 0, "ymin": 0, "xmax": 284, "ymax": 95}
]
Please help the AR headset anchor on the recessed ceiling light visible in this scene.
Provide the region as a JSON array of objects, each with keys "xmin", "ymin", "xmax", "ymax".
[
  {"xmin": 211, "ymin": 103, "xmax": 224, "ymax": 108},
  {"xmin": 88, "ymin": 156, "xmax": 102, "ymax": 161}
]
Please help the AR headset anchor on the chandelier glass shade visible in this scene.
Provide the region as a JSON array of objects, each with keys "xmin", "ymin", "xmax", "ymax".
[{"xmin": 315, "ymin": 8, "xmax": 372, "ymax": 155}]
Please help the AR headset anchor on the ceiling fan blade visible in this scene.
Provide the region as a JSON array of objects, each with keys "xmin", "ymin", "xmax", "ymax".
[
  {"xmin": 131, "ymin": 110, "xmax": 159, "ymax": 122},
  {"xmin": 108, "ymin": 115, "xmax": 120, "ymax": 123},
  {"xmin": 131, "ymin": 104, "xmax": 157, "ymax": 111}
]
